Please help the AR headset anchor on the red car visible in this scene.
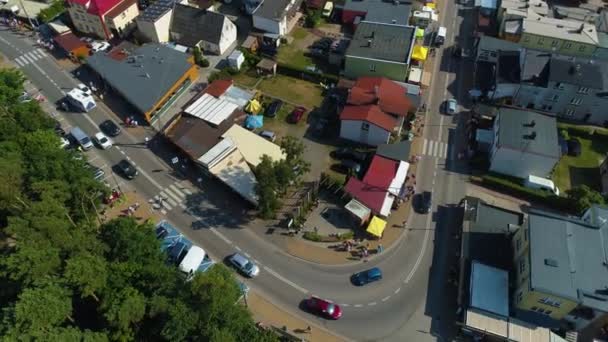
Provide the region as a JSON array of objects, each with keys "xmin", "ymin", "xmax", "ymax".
[
  {"xmin": 288, "ymin": 106, "xmax": 306, "ymax": 123},
  {"xmin": 306, "ymin": 296, "xmax": 342, "ymax": 320}
]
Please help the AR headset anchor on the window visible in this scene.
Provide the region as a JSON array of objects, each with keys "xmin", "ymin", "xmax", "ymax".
[
  {"xmin": 369, "ymin": 64, "xmax": 376, "ymax": 72},
  {"xmin": 517, "ymin": 291, "xmax": 523, "ymax": 303},
  {"xmin": 516, "ymin": 238, "xmax": 522, "ymax": 251},
  {"xmin": 551, "ymin": 40, "xmax": 558, "ymax": 47},
  {"xmin": 519, "ymin": 259, "xmax": 526, "ymax": 273},
  {"xmin": 538, "ymin": 38, "xmax": 545, "ymax": 46},
  {"xmin": 554, "ymin": 83, "xmax": 564, "ymax": 90},
  {"xmin": 579, "ymin": 45, "xmax": 586, "ymax": 52},
  {"xmin": 565, "ymin": 43, "xmax": 572, "ymax": 49},
  {"xmin": 524, "ymin": 228, "xmax": 528, "ymax": 241},
  {"xmin": 551, "ymin": 94, "xmax": 559, "ymax": 101},
  {"xmin": 578, "ymin": 87, "xmax": 589, "ymax": 94},
  {"xmin": 361, "ymin": 122, "xmax": 370, "ymax": 131},
  {"xmin": 566, "ymin": 108, "xmax": 575, "ymax": 116},
  {"xmin": 523, "ymin": 37, "xmax": 530, "ymax": 43},
  {"xmin": 121, "ymin": 12, "xmax": 126, "ymax": 19},
  {"xmin": 570, "ymin": 98, "xmax": 582, "ymax": 105}
]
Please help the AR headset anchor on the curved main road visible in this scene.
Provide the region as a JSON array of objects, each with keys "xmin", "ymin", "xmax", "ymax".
[{"xmin": 0, "ymin": 0, "xmax": 472, "ymax": 338}]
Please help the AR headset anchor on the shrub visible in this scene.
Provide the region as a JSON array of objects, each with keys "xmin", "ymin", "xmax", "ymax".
[
  {"xmin": 303, "ymin": 231, "xmax": 322, "ymax": 242},
  {"xmin": 200, "ymin": 58, "xmax": 210, "ymax": 68},
  {"xmin": 339, "ymin": 231, "xmax": 354, "ymax": 241},
  {"xmin": 38, "ymin": 0, "xmax": 65, "ymax": 23},
  {"xmin": 305, "ymin": 9, "xmax": 322, "ymax": 28}
]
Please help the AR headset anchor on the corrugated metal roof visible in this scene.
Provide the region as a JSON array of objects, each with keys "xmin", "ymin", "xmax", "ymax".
[
  {"xmin": 198, "ymin": 137, "xmax": 236, "ymax": 169},
  {"xmin": 185, "ymin": 93, "xmax": 239, "ymax": 126},
  {"xmin": 222, "ymin": 125, "xmax": 285, "ymax": 166}
]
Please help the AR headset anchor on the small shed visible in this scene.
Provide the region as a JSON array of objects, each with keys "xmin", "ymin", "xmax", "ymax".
[
  {"xmin": 242, "ymin": 35, "xmax": 259, "ymax": 53},
  {"xmin": 228, "ymin": 50, "xmax": 245, "ymax": 70},
  {"xmin": 48, "ymin": 20, "xmax": 71, "ymax": 35},
  {"xmin": 256, "ymin": 58, "xmax": 277, "ymax": 76},
  {"xmin": 408, "ymin": 67, "xmax": 423, "ymax": 85},
  {"xmin": 53, "ymin": 32, "xmax": 89, "ymax": 59},
  {"xmin": 345, "ymin": 198, "xmax": 371, "ymax": 227}
]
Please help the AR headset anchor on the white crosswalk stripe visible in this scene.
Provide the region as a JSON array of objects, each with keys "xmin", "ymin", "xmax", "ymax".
[
  {"xmin": 422, "ymin": 139, "xmax": 448, "ymax": 159},
  {"xmin": 13, "ymin": 49, "xmax": 49, "ymax": 67},
  {"xmin": 149, "ymin": 182, "xmax": 195, "ymax": 215},
  {"xmin": 162, "ymin": 187, "xmax": 183, "ymax": 204},
  {"xmin": 168, "ymin": 184, "xmax": 187, "ymax": 200},
  {"xmin": 160, "ymin": 191, "xmax": 178, "ymax": 207}
]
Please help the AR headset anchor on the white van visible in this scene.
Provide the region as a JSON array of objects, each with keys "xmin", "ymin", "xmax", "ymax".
[
  {"xmin": 178, "ymin": 245, "xmax": 206, "ymax": 275},
  {"xmin": 66, "ymin": 88, "xmax": 96, "ymax": 112},
  {"xmin": 435, "ymin": 26, "xmax": 447, "ymax": 46},
  {"xmin": 70, "ymin": 127, "xmax": 93, "ymax": 150},
  {"xmin": 524, "ymin": 175, "xmax": 559, "ymax": 196},
  {"xmin": 322, "ymin": 1, "xmax": 333, "ymax": 17}
]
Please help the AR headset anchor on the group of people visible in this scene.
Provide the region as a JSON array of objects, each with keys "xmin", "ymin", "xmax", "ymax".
[
  {"xmin": 125, "ymin": 116, "xmax": 139, "ymax": 127},
  {"xmin": 123, "ymin": 202, "xmax": 141, "ymax": 217}
]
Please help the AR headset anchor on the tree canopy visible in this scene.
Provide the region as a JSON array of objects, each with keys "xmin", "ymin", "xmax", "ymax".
[{"xmin": 0, "ymin": 68, "xmax": 277, "ymax": 341}]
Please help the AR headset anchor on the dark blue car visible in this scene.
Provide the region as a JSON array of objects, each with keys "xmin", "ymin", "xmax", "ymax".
[{"xmin": 351, "ymin": 267, "xmax": 383, "ymax": 286}]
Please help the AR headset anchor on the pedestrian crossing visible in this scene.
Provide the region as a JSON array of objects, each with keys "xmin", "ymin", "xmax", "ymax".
[
  {"xmin": 14, "ymin": 48, "xmax": 48, "ymax": 67},
  {"xmin": 150, "ymin": 181, "xmax": 195, "ymax": 215},
  {"xmin": 422, "ymin": 139, "xmax": 449, "ymax": 159}
]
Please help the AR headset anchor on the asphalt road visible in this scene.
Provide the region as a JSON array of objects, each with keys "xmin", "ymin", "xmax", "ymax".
[{"xmin": 0, "ymin": 3, "xmax": 473, "ymax": 338}]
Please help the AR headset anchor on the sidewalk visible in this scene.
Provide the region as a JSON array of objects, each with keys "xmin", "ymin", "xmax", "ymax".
[{"xmin": 247, "ymin": 291, "xmax": 346, "ymax": 342}]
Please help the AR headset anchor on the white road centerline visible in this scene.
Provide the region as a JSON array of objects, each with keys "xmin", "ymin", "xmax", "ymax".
[
  {"xmin": 263, "ymin": 266, "xmax": 308, "ymax": 294},
  {"xmin": 394, "ymin": 287, "xmax": 401, "ymax": 294},
  {"xmin": 422, "ymin": 139, "xmax": 428, "ymax": 156},
  {"xmin": 368, "ymin": 302, "xmax": 377, "ymax": 306},
  {"xmin": 381, "ymin": 296, "xmax": 391, "ymax": 302},
  {"xmin": 354, "ymin": 304, "xmax": 363, "ymax": 308},
  {"xmin": 168, "ymin": 184, "xmax": 187, "ymax": 199}
]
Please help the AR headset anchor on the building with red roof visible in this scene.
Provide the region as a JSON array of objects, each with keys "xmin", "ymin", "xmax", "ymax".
[
  {"xmin": 339, "ymin": 105, "xmax": 396, "ymax": 146},
  {"xmin": 348, "ymin": 77, "xmax": 412, "ymax": 117},
  {"xmin": 67, "ymin": 0, "xmax": 139, "ymax": 40},
  {"xmin": 344, "ymin": 155, "xmax": 409, "ymax": 217}
]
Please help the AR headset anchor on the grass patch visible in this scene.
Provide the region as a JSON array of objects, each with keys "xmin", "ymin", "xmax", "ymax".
[
  {"xmin": 257, "ymin": 75, "xmax": 324, "ymax": 109},
  {"xmin": 277, "ymin": 28, "xmax": 314, "ymax": 70},
  {"xmin": 232, "ymin": 70, "xmax": 259, "ymax": 89},
  {"xmin": 552, "ymin": 124, "xmax": 608, "ymax": 192},
  {"xmin": 292, "ymin": 27, "xmax": 309, "ymax": 40}
]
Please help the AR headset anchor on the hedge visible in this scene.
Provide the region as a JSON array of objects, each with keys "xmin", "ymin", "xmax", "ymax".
[
  {"xmin": 477, "ymin": 173, "xmax": 575, "ymax": 213},
  {"xmin": 276, "ymin": 63, "xmax": 339, "ymax": 84},
  {"xmin": 38, "ymin": 0, "xmax": 65, "ymax": 23}
]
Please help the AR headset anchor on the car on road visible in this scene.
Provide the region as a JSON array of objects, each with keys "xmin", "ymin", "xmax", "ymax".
[
  {"xmin": 305, "ymin": 296, "xmax": 342, "ymax": 320},
  {"xmin": 331, "ymin": 148, "xmax": 367, "ymax": 163},
  {"xmin": 351, "ymin": 267, "xmax": 383, "ymax": 286},
  {"xmin": 116, "ymin": 159, "xmax": 138, "ymax": 179},
  {"xmin": 93, "ymin": 132, "xmax": 113, "ymax": 149},
  {"xmin": 100, "ymin": 120, "xmax": 121, "ymax": 137},
  {"xmin": 265, "ymin": 100, "xmax": 283, "ymax": 118},
  {"xmin": 77, "ymin": 83, "xmax": 92, "ymax": 96},
  {"xmin": 445, "ymin": 98, "xmax": 457, "ymax": 114},
  {"xmin": 259, "ymin": 130, "xmax": 276, "ymax": 142},
  {"xmin": 335, "ymin": 159, "xmax": 361, "ymax": 174},
  {"xmin": 288, "ymin": 106, "xmax": 306, "ymax": 123},
  {"xmin": 414, "ymin": 191, "xmax": 433, "ymax": 214},
  {"xmin": 228, "ymin": 253, "xmax": 260, "ymax": 277}
]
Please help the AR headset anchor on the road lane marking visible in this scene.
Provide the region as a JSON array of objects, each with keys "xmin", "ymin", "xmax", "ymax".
[
  {"xmin": 422, "ymin": 139, "xmax": 428, "ymax": 156},
  {"xmin": 159, "ymin": 192, "xmax": 178, "ymax": 207},
  {"xmin": 181, "ymin": 186, "xmax": 193, "ymax": 195},
  {"xmin": 381, "ymin": 296, "xmax": 391, "ymax": 302},
  {"xmin": 368, "ymin": 302, "xmax": 377, "ymax": 306},
  {"xmin": 168, "ymin": 184, "xmax": 187, "ymax": 199},
  {"xmin": 341, "ymin": 304, "xmax": 350, "ymax": 307},
  {"xmin": 178, "ymin": 203, "xmax": 186, "ymax": 209},
  {"xmin": 394, "ymin": 288, "xmax": 401, "ymax": 294},
  {"xmin": 354, "ymin": 304, "xmax": 363, "ymax": 308},
  {"xmin": 244, "ymin": 252, "xmax": 251, "ymax": 258},
  {"xmin": 235, "ymin": 246, "xmax": 242, "ymax": 251},
  {"xmin": 405, "ymin": 193, "xmax": 433, "ymax": 284},
  {"xmin": 263, "ymin": 266, "xmax": 308, "ymax": 294},
  {"xmin": 209, "ymin": 228, "xmax": 232, "ymax": 245},
  {"xmin": 162, "ymin": 187, "xmax": 183, "ymax": 204}
]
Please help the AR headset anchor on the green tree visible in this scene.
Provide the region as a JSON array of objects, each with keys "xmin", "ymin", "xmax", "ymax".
[
  {"xmin": 566, "ymin": 185, "xmax": 605, "ymax": 214},
  {"xmin": 102, "ymin": 287, "xmax": 146, "ymax": 341},
  {"xmin": 255, "ymin": 155, "xmax": 281, "ymax": 218},
  {"xmin": 279, "ymin": 135, "xmax": 310, "ymax": 184},
  {"xmin": 64, "ymin": 253, "xmax": 108, "ymax": 301},
  {"xmin": 193, "ymin": 46, "xmax": 204, "ymax": 66}
]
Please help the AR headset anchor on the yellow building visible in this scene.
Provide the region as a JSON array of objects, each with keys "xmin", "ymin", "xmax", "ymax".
[
  {"xmin": 512, "ymin": 208, "xmax": 608, "ymax": 328},
  {"xmin": 86, "ymin": 43, "xmax": 198, "ymax": 123},
  {"xmin": 67, "ymin": 0, "xmax": 140, "ymax": 40}
]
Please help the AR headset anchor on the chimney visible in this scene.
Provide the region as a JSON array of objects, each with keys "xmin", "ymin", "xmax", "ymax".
[{"xmin": 367, "ymin": 39, "xmax": 372, "ymax": 47}]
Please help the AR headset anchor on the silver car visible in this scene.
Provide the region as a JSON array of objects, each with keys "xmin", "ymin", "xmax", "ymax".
[{"xmin": 229, "ymin": 253, "xmax": 260, "ymax": 277}]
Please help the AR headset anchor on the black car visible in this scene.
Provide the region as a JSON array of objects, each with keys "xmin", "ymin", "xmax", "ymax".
[
  {"xmin": 331, "ymin": 148, "xmax": 367, "ymax": 163},
  {"xmin": 336, "ymin": 160, "xmax": 361, "ymax": 174},
  {"xmin": 265, "ymin": 100, "xmax": 283, "ymax": 118},
  {"xmin": 116, "ymin": 159, "xmax": 138, "ymax": 179},
  {"xmin": 100, "ymin": 120, "xmax": 121, "ymax": 137},
  {"xmin": 414, "ymin": 191, "xmax": 433, "ymax": 214}
]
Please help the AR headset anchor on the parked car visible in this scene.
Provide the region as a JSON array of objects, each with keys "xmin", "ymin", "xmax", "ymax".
[
  {"xmin": 311, "ymin": 38, "xmax": 333, "ymax": 50},
  {"xmin": 93, "ymin": 132, "xmax": 113, "ymax": 149},
  {"xmin": 100, "ymin": 120, "xmax": 121, "ymax": 137},
  {"xmin": 288, "ymin": 106, "xmax": 306, "ymax": 123},
  {"xmin": 77, "ymin": 83, "xmax": 92, "ymax": 96},
  {"xmin": 351, "ymin": 267, "xmax": 383, "ymax": 286},
  {"xmin": 229, "ymin": 253, "xmax": 260, "ymax": 278},
  {"xmin": 414, "ymin": 191, "xmax": 433, "ymax": 214},
  {"xmin": 116, "ymin": 159, "xmax": 138, "ymax": 179},
  {"xmin": 305, "ymin": 296, "xmax": 342, "ymax": 320},
  {"xmin": 91, "ymin": 41, "xmax": 111, "ymax": 53},
  {"xmin": 336, "ymin": 160, "xmax": 361, "ymax": 174},
  {"xmin": 331, "ymin": 148, "xmax": 367, "ymax": 163},
  {"xmin": 567, "ymin": 139, "xmax": 581, "ymax": 157},
  {"xmin": 265, "ymin": 100, "xmax": 283, "ymax": 118},
  {"xmin": 259, "ymin": 130, "xmax": 276, "ymax": 142},
  {"xmin": 445, "ymin": 98, "xmax": 457, "ymax": 114}
]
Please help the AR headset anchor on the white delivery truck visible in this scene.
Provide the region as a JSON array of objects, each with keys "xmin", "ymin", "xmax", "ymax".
[
  {"xmin": 434, "ymin": 26, "xmax": 447, "ymax": 46},
  {"xmin": 66, "ymin": 88, "xmax": 96, "ymax": 112},
  {"xmin": 524, "ymin": 175, "xmax": 559, "ymax": 196},
  {"xmin": 179, "ymin": 245, "xmax": 207, "ymax": 276}
]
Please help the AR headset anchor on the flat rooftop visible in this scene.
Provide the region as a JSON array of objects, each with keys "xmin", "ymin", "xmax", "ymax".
[{"xmin": 346, "ymin": 21, "xmax": 415, "ymax": 64}]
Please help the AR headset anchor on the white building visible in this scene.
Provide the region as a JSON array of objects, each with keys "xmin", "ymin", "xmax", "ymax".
[
  {"xmin": 339, "ymin": 105, "xmax": 396, "ymax": 147},
  {"xmin": 66, "ymin": 0, "xmax": 139, "ymax": 40},
  {"xmin": 135, "ymin": 0, "xmax": 174, "ymax": 43},
  {"xmin": 252, "ymin": 0, "xmax": 302, "ymax": 35}
]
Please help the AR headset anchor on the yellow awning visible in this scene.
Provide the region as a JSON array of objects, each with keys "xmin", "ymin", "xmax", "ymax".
[
  {"xmin": 415, "ymin": 28, "xmax": 425, "ymax": 38},
  {"xmin": 426, "ymin": 2, "xmax": 436, "ymax": 8},
  {"xmin": 412, "ymin": 45, "xmax": 429, "ymax": 61},
  {"xmin": 366, "ymin": 216, "xmax": 387, "ymax": 237},
  {"xmin": 245, "ymin": 99, "xmax": 262, "ymax": 114}
]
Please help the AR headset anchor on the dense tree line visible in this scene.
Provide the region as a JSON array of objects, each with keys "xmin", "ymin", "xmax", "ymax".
[{"xmin": 0, "ymin": 68, "xmax": 276, "ymax": 341}]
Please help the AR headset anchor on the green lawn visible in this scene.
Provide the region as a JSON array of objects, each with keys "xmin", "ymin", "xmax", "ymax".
[
  {"xmin": 232, "ymin": 70, "xmax": 259, "ymax": 89},
  {"xmin": 257, "ymin": 75, "xmax": 323, "ymax": 109},
  {"xmin": 277, "ymin": 28, "xmax": 314, "ymax": 70},
  {"xmin": 552, "ymin": 128, "xmax": 608, "ymax": 192}
]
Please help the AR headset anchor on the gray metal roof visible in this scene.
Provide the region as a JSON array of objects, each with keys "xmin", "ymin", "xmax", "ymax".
[
  {"xmin": 253, "ymin": 0, "xmax": 292, "ymax": 20},
  {"xmin": 86, "ymin": 44, "xmax": 193, "ymax": 114},
  {"xmin": 521, "ymin": 50, "xmax": 551, "ymax": 85},
  {"xmin": 138, "ymin": 0, "xmax": 174, "ymax": 22},
  {"xmin": 548, "ymin": 56, "xmax": 604, "ymax": 90},
  {"xmin": 346, "ymin": 21, "xmax": 415, "ymax": 63},
  {"xmin": 496, "ymin": 108, "xmax": 560, "ymax": 158},
  {"xmin": 469, "ymin": 261, "xmax": 509, "ymax": 317},
  {"xmin": 528, "ymin": 208, "xmax": 608, "ymax": 312},
  {"xmin": 376, "ymin": 141, "xmax": 411, "ymax": 162},
  {"xmin": 170, "ymin": 4, "xmax": 228, "ymax": 46},
  {"xmin": 343, "ymin": 0, "xmax": 411, "ymax": 25}
]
